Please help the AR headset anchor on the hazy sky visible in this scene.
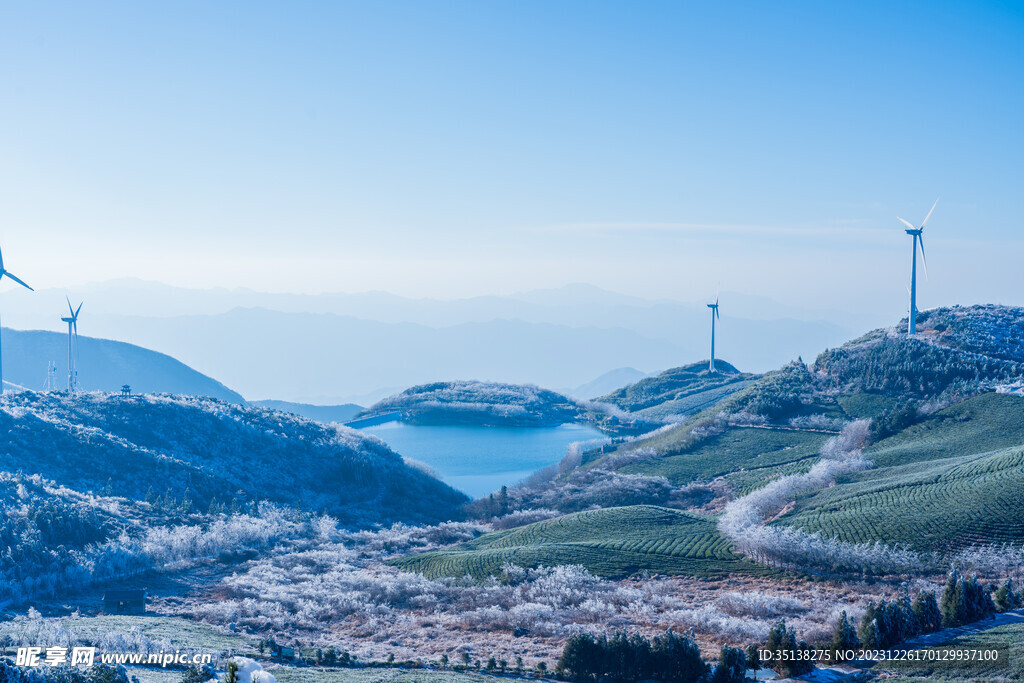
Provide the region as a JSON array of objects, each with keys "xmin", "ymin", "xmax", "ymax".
[{"xmin": 1, "ymin": 1, "xmax": 1021, "ymax": 319}]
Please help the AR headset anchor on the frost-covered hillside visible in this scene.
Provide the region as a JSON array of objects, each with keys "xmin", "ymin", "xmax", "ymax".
[
  {"xmin": 0, "ymin": 392, "xmax": 467, "ymax": 525},
  {"xmin": 816, "ymin": 305, "xmax": 1024, "ymax": 399},
  {"xmin": 362, "ymin": 380, "xmax": 589, "ymax": 427}
]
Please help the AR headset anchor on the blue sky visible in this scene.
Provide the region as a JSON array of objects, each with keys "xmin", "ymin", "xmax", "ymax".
[{"xmin": 1, "ymin": 1, "xmax": 1021, "ymax": 318}]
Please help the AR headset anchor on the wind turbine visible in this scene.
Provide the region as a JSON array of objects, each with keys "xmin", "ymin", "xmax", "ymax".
[
  {"xmin": 707, "ymin": 295, "xmax": 720, "ymax": 372},
  {"xmin": 61, "ymin": 298, "xmax": 83, "ymax": 394},
  {"xmin": 0, "ymin": 246, "xmax": 34, "ymax": 394},
  {"xmin": 897, "ymin": 198, "xmax": 937, "ymax": 335}
]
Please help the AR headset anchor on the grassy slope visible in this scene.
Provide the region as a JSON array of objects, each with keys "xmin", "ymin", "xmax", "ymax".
[
  {"xmin": 621, "ymin": 426, "xmax": 828, "ymax": 487},
  {"xmin": 882, "ymin": 620, "xmax": 1024, "ymax": 681},
  {"xmin": 391, "ymin": 505, "xmax": 771, "ymax": 579},
  {"xmin": 863, "ymin": 392, "xmax": 1024, "ymax": 468}
]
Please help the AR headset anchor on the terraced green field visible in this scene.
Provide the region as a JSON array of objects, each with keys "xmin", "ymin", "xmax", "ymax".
[
  {"xmin": 722, "ymin": 458, "xmax": 816, "ymax": 496},
  {"xmin": 864, "ymin": 392, "xmax": 1024, "ymax": 468},
  {"xmin": 621, "ymin": 426, "xmax": 828, "ymax": 487},
  {"xmin": 391, "ymin": 505, "xmax": 770, "ymax": 579},
  {"xmin": 779, "ymin": 446, "xmax": 1024, "ymax": 551},
  {"xmin": 883, "ymin": 621, "xmax": 1024, "ymax": 681},
  {"xmin": 627, "ymin": 380, "xmax": 756, "ymax": 422}
]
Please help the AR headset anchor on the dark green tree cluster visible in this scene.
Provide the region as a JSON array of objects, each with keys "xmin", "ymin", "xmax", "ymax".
[
  {"xmin": 858, "ymin": 588, "xmax": 924, "ymax": 649},
  {"xmin": 762, "ymin": 619, "xmax": 814, "ymax": 677},
  {"xmin": 829, "ymin": 611, "xmax": 861, "ymax": 661},
  {"xmin": 941, "ymin": 570, "xmax": 995, "ymax": 628},
  {"xmin": 869, "ymin": 400, "xmax": 921, "ymax": 441},
  {"xmin": 555, "ymin": 630, "xmax": 709, "ymax": 683},
  {"xmin": 734, "ymin": 362, "xmax": 815, "ymax": 420},
  {"xmin": 709, "ymin": 646, "xmax": 747, "ymax": 683}
]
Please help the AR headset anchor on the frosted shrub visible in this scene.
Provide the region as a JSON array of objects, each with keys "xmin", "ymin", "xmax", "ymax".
[
  {"xmin": 788, "ymin": 414, "xmax": 846, "ymax": 431},
  {"xmin": 718, "ymin": 420, "xmax": 926, "ymax": 576},
  {"xmin": 716, "ymin": 591, "xmax": 808, "ymax": 617}
]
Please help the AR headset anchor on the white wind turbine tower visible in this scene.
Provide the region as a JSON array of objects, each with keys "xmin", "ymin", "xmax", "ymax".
[
  {"xmin": 707, "ymin": 294, "xmax": 720, "ymax": 372},
  {"xmin": 897, "ymin": 198, "xmax": 938, "ymax": 335},
  {"xmin": 61, "ymin": 298, "xmax": 83, "ymax": 394},
  {"xmin": 0, "ymin": 245, "xmax": 34, "ymax": 394}
]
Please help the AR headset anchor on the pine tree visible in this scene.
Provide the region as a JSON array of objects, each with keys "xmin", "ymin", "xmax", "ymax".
[
  {"xmin": 181, "ymin": 488, "xmax": 193, "ymax": 513},
  {"xmin": 941, "ymin": 568, "xmax": 962, "ymax": 628},
  {"xmin": 830, "ymin": 611, "xmax": 860, "ymax": 662},
  {"xmin": 498, "ymin": 485, "xmax": 509, "ymax": 516},
  {"xmin": 710, "ymin": 646, "xmax": 747, "ymax": 683},
  {"xmin": 764, "ymin": 620, "xmax": 814, "ymax": 677},
  {"xmin": 912, "ymin": 590, "xmax": 942, "ymax": 633},
  {"xmin": 994, "ymin": 579, "xmax": 1017, "ymax": 613},
  {"xmin": 222, "ymin": 661, "xmax": 239, "ymax": 683},
  {"xmin": 145, "ymin": 486, "xmax": 157, "ymax": 505}
]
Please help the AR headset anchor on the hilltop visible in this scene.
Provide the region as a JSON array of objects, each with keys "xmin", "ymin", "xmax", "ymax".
[
  {"xmin": 816, "ymin": 305, "xmax": 1024, "ymax": 401},
  {"xmin": 360, "ymin": 380, "xmax": 591, "ymax": 427},
  {"xmin": 2, "ymin": 329, "xmax": 244, "ymax": 402},
  {"xmin": 598, "ymin": 359, "xmax": 758, "ymax": 422},
  {"xmin": 0, "ymin": 391, "xmax": 467, "ymax": 525}
]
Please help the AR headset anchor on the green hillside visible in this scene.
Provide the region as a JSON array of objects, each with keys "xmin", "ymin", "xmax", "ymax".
[
  {"xmin": 778, "ymin": 445, "xmax": 1024, "ymax": 551},
  {"xmin": 621, "ymin": 426, "xmax": 827, "ymax": 487},
  {"xmin": 598, "ymin": 360, "xmax": 757, "ymax": 421},
  {"xmin": 391, "ymin": 505, "xmax": 769, "ymax": 579},
  {"xmin": 863, "ymin": 392, "xmax": 1024, "ymax": 468}
]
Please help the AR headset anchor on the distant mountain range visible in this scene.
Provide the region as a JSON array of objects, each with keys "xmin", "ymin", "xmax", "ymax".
[
  {"xmin": 0, "ymin": 281, "xmax": 857, "ymax": 403},
  {"xmin": 1, "ymin": 328, "xmax": 243, "ymax": 403},
  {"xmin": 571, "ymin": 367, "xmax": 649, "ymax": 399},
  {"xmin": 251, "ymin": 399, "xmax": 362, "ymax": 423}
]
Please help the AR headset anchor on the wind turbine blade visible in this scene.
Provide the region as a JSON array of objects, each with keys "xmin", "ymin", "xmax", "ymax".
[
  {"xmin": 716, "ymin": 307, "xmax": 720, "ymax": 319},
  {"xmin": 4, "ymin": 271, "xmax": 33, "ymax": 292},
  {"xmin": 919, "ymin": 236, "xmax": 929, "ymax": 279},
  {"xmin": 75, "ymin": 302, "xmax": 83, "ymax": 318},
  {"xmin": 920, "ymin": 197, "xmax": 939, "ymax": 228},
  {"xmin": 897, "ymin": 217, "xmax": 915, "ymax": 230},
  {"xmin": 0, "ymin": 247, "xmax": 5, "ymax": 271},
  {"xmin": 66, "ymin": 296, "xmax": 74, "ymax": 315}
]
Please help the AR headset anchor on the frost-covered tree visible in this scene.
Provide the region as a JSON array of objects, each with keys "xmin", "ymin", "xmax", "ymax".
[
  {"xmin": 710, "ymin": 646, "xmax": 746, "ymax": 683},
  {"xmin": 830, "ymin": 611, "xmax": 860, "ymax": 661},
  {"xmin": 912, "ymin": 590, "xmax": 942, "ymax": 633},
  {"xmin": 763, "ymin": 620, "xmax": 813, "ymax": 677}
]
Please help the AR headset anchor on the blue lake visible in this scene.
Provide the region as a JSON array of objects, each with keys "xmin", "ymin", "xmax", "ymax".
[{"xmin": 359, "ymin": 422, "xmax": 609, "ymax": 498}]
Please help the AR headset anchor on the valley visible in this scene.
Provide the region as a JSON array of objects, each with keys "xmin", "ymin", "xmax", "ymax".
[{"xmin": 3, "ymin": 305, "xmax": 1024, "ymax": 683}]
